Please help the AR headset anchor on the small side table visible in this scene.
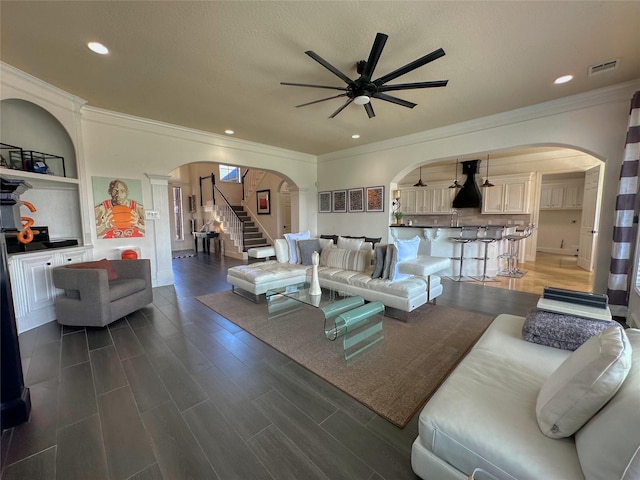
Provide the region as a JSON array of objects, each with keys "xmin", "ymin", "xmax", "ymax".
[{"xmin": 193, "ymin": 232, "xmax": 219, "ymax": 254}]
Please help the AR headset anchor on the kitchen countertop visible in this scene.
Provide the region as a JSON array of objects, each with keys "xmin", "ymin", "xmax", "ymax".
[{"xmin": 389, "ymin": 224, "xmax": 511, "ymax": 228}]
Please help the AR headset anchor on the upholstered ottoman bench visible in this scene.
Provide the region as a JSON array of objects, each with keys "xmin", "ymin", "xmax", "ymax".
[{"xmin": 247, "ymin": 246, "xmax": 276, "ymax": 260}]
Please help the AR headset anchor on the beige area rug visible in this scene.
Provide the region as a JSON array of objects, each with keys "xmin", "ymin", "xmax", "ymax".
[{"xmin": 196, "ymin": 291, "xmax": 494, "ymax": 428}]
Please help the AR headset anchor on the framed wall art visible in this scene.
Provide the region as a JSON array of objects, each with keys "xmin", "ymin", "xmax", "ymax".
[
  {"xmin": 318, "ymin": 191, "xmax": 332, "ymax": 213},
  {"xmin": 92, "ymin": 176, "xmax": 145, "ymax": 239},
  {"xmin": 256, "ymin": 189, "xmax": 271, "ymax": 215},
  {"xmin": 366, "ymin": 186, "xmax": 384, "ymax": 212},
  {"xmin": 332, "ymin": 190, "xmax": 347, "ymax": 213},
  {"xmin": 348, "ymin": 188, "xmax": 364, "ymax": 212}
]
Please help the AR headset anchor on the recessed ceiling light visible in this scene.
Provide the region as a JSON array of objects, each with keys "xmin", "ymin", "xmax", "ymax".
[
  {"xmin": 554, "ymin": 75, "xmax": 573, "ymax": 85},
  {"xmin": 225, "ymin": 129, "xmax": 234, "ymax": 135},
  {"xmin": 87, "ymin": 42, "xmax": 109, "ymax": 55},
  {"xmin": 352, "ymin": 134, "xmax": 360, "ymax": 139}
]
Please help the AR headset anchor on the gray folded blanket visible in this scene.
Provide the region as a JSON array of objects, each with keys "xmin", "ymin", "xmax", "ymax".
[{"xmin": 522, "ymin": 309, "xmax": 618, "ymax": 351}]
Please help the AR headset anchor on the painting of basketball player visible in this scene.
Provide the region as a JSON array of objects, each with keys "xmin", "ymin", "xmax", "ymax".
[{"xmin": 93, "ymin": 177, "xmax": 145, "ymax": 238}]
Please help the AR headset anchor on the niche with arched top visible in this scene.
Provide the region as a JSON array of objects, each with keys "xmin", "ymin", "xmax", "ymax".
[{"xmin": 1, "ymin": 98, "xmax": 77, "ymax": 178}]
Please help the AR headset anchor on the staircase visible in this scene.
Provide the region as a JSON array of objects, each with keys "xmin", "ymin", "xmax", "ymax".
[{"xmin": 231, "ymin": 205, "xmax": 269, "ymax": 251}]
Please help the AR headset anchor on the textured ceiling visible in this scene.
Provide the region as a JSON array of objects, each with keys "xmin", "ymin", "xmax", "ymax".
[{"xmin": 1, "ymin": 1, "xmax": 639, "ymax": 155}]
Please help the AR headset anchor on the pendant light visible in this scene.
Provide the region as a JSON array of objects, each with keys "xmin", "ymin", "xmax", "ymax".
[
  {"xmin": 481, "ymin": 154, "xmax": 495, "ymax": 188},
  {"xmin": 414, "ymin": 166, "xmax": 426, "ymax": 187},
  {"xmin": 449, "ymin": 159, "xmax": 463, "ymax": 189}
]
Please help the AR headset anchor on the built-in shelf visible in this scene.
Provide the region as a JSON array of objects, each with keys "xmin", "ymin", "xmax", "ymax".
[{"xmin": 0, "ymin": 167, "xmax": 79, "ymax": 186}]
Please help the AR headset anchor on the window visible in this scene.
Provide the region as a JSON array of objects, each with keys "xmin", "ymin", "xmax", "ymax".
[
  {"xmin": 172, "ymin": 186, "xmax": 184, "ymax": 241},
  {"xmin": 219, "ymin": 165, "xmax": 241, "ymax": 183}
]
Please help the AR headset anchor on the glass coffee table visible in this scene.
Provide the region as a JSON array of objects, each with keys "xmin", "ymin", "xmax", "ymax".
[{"xmin": 265, "ymin": 282, "xmax": 385, "ymax": 361}]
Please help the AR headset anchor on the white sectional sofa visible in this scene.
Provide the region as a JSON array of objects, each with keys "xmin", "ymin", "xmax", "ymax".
[
  {"xmin": 412, "ymin": 314, "xmax": 640, "ymax": 480},
  {"xmin": 227, "ymin": 236, "xmax": 450, "ymax": 317}
]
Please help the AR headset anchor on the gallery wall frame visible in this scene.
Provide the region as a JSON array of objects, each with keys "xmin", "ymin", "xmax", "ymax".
[
  {"xmin": 332, "ymin": 190, "xmax": 347, "ymax": 213},
  {"xmin": 318, "ymin": 191, "xmax": 332, "ymax": 213},
  {"xmin": 348, "ymin": 188, "xmax": 364, "ymax": 212},
  {"xmin": 366, "ymin": 186, "xmax": 385, "ymax": 212},
  {"xmin": 256, "ymin": 189, "xmax": 271, "ymax": 215}
]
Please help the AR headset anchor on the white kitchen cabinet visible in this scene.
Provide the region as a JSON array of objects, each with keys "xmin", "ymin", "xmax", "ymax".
[
  {"xmin": 482, "ymin": 174, "xmax": 534, "ymax": 214},
  {"xmin": 8, "ymin": 246, "xmax": 93, "ymax": 333},
  {"xmin": 540, "ymin": 185, "xmax": 564, "ymax": 209},
  {"xmin": 539, "ymin": 179, "xmax": 584, "ymax": 210},
  {"xmin": 400, "ymin": 182, "xmax": 454, "ymax": 215}
]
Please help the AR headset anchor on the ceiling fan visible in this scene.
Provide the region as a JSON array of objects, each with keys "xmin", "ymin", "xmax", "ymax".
[{"xmin": 281, "ymin": 32, "xmax": 448, "ymax": 119}]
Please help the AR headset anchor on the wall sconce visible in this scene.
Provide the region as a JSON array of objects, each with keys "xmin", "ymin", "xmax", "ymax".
[{"xmin": 392, "ymin": 189, "xmax": 401, "ymax": 212}]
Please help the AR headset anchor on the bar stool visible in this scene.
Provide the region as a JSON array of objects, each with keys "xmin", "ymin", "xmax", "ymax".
[
  {"xmin": 498, "ymin": 223, "xmax": 534, "ymax": 278},
  {"xmin": 448, "ymin": 226, "xmax": 480, "ymax": 282},
  {"xmin": 471, "ymin": 226, "xmax": 503, "ymax": 282}
]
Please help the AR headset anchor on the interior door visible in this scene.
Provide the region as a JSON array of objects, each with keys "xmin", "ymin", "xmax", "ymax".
[
  {"xmin": 280, "ymin": 187, "xmax": 291, "ymax": 235},
  {"xmin": 577, "ymin": 165, "xmax": 604, "ymax": 271}
]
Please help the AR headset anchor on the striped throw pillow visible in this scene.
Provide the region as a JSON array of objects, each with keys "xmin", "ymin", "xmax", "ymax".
[{"xmin": 320, "ymin": 248, "xmax": 369, "ymax": 273}]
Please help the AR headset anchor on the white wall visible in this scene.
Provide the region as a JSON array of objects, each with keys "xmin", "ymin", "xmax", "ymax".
[
  {"xmin": 537, "ymin": 210, "xmax": 582, "ymax": 255},
  {"xmin": 79, "ymin": 107, "xmax": 317, "ymax": 285},
  {"xmin": 3, "ymin": 61, "xmax": 639, "ymax": 303},
  {"xmin": 317, "ymin": 80, "xmax": 640, "ymax": 295}
]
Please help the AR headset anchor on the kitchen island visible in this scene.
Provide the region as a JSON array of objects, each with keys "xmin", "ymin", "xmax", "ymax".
[{"xmin": 389, "ymin": 225, "xmax": 519, "ymax": 279}]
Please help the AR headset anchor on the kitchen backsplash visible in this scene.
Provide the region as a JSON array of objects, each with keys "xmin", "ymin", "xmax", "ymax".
[{"xmin": 404, "ymin": 209, "xmax": 531, "ymax": 227}]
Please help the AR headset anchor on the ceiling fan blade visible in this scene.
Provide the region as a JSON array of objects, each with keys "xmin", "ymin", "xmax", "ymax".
[
  {"xmin": 329, "ymin": 98, "xmax": 354, "ymax": 118},
  {"xmin": 360, "ymin": 32, "xmax": 388, "ymax": 81},
  {"xmin": 377, "ymin": 80, "xmax": 449, "ymax": 92},
  {"xmin": 373, "ymin": 48, "xmax": 445, "ymax": 86},
  {"xmin": 281, "ymin": 82, "xmax": 347, "ymax": 91},
  {"xmin": 305, "ymin": 50, "xmax": 353, "ymax": 84},
  {"xmin": 295, "ymin": 93, "xmax": 347, "ymax": 108},
  {"xmin": 364, "ymin": 102, "xmax": 375, "ymax": 119},
  {"xmin": 372, "ymin": 93, "xmax": 417, "ymax": 109}
]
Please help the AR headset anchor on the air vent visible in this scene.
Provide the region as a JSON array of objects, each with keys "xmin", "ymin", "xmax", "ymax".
[{"xmin": 588, "ymin": 59, "xmax": 619, "ymax": 77}]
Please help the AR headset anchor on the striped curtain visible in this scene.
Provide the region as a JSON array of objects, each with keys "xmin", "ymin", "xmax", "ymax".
[{"xmin": 607, "ymin": 91, "xmax": 640, "ymax": 308}]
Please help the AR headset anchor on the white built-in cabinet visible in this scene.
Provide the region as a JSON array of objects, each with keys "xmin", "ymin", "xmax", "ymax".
[
  {"xmin": 540, "ymin": 179, "xmax": 584, "ymax": 210},
  {"xmin": 482, "ymin": 173, "xmax": 535, "ymax": 214},
  {"xmin": 8, "ymin": 246, "xmax": 92, "ymax": 333},
  {"xmin": 400, "ymin": 181, "xmax": 455, "ymax": 215}
]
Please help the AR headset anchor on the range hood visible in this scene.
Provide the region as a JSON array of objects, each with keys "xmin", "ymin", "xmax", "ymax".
[{"xmin": 452, "ymin": 160, "xmax": 482, "ymax": 209}]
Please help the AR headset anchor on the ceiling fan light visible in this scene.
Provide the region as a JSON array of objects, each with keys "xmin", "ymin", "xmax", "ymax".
[
  {"xmin": 354, "ymin": 95, "xmax": 370, "ymax": 105},
  {"xmin": 481, "ymin": 179, "xmax": 495, "ymax": 188}
]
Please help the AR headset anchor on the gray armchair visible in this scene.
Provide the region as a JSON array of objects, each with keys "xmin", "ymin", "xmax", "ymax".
[{"xmin": 52, "ymin": 259, "xmax": 153, "ymax": 327}]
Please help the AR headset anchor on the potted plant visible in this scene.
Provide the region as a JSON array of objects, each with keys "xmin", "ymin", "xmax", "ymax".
[{"xmin": 393, "ymin": 211, "xmax": 404, "ymax": 225}]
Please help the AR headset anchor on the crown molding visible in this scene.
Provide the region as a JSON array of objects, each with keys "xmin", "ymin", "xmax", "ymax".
[
  {"xmin": 81, "ymin": 106, "xmax": 316, "ymax": 164},
  {"xmin": 1, "ymin": 61, "xmax": 87, "ymax": 108},
  {"xmin": 319, "ymin": 79, "xmax": 640, "ymax": 162}
]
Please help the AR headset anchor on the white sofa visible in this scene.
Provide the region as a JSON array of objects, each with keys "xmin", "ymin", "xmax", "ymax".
[
  {"xmin": 227, "ymin": 238, "xmax": 450, "ymax": 317},
  {"xmin": 412, "ymin": 314, "xmax": 640, "ymax": 480}
]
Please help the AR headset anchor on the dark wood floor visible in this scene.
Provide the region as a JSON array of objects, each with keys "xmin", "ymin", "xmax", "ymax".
[{"xmin": 1, "ymin": 252, "xmax": 539, "ymax": 480}]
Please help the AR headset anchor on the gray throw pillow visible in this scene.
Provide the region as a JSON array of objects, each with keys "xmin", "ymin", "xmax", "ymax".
[
  {"xmin": 371, "ymin": 244, "xmax": 387, "ymax": 278},
  {"xmin": 382, "ymin": 244, "xmax": 397, "ymax": 280},
  {"xmin": 297, "ymin": 239, "xmax": 322, "ymax": 265}
]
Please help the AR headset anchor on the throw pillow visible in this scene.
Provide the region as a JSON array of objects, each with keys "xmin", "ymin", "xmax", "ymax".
[
  {"xmin": 371, "ymin": 244, "xmax": 388, "ymax": 279},
  {"xmin": 395, "ymin": 236, "xmax": 420, "ymax": 262},
  {"xmin": 337, "ymin": 236, "xmax": 364, "ymax": 251},
  {"xmin": 381, "ymin": 244, "xmax": 397, "ymax": 280},
  {"xmin": 274, "ymin": 239, "xmax": 289, "ymax": 263},
  {"xmin": 536, "ymin": 326, "xmax": 632, "ymax": 438},
  {"xmin": 283, "ymin": 231, "xmax": 310, "ymax": 264},
  {"xmin": 320, "ymin": 234, "xmax": 338, "ymax": 244},
  {"xmin": 389, "ymin": 236, "xmax": 420, "ymax": 282},
  {"xmin": 365, "ymin": 237, "xmax": 382, "ymax": 247},
  {"xmin": 66, "ymin": 258, "xmax": 119, "ymax": 281},
  {"xmin": 319, "ymin": 248, "xmax": 369, "ymax": 273},
  {"xmin": 522, "ymin": 309, "xmax": 617, "ymax": 351},
  {"xmin": 297, "ymin": 238, "xmax": 322, "ymax": 266},
  {"xmin": 318, "ymin": 238, "xmax": 334, "ymax": 250}
]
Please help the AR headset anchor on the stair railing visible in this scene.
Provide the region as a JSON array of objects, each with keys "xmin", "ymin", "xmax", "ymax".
[
  {"xmin": 213, "ymin": 184, "xmax": 244, "ymax": 252},
  {"xmin": 242, "ymin": 168, "xmax": 263, "ymax": 203}
]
